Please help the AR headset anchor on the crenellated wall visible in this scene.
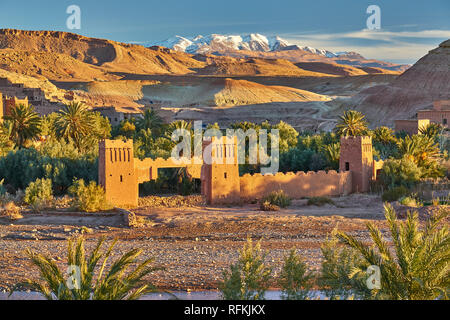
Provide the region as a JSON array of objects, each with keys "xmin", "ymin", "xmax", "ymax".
[{"xmin": 239, "ymin": 170, "xmax": 352, "ymax": 200}]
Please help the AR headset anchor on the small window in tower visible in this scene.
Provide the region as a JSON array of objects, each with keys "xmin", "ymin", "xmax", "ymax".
[
  {"xmin": 224, "ymin": 172, "xmax": 227, "ymax": 179},
  {"xmin": 443, "ymin": 118, "xmax": 447, "ymax": 125},
  {"xmin": 345, "ymin": 162, "xmax": 350, "ymax": 171},
  {"xmin": 120, "ymin": 175, "xmax": 123, "ymax": 182}
]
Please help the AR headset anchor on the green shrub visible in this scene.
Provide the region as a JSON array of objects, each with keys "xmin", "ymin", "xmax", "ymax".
[
  {"xmin": 307, "ymin": 196, "xmax": 335, "ymax": 206},
  {"xmin": 318, "ymin": 230, "xmax": 372, "ymax": 300},
  {"xmin": 24, "ymin": 178, "xmax": 53, "ymax": 208},
  {"xmin": 68, "ymin": 179, "xmax": 111, "ymax": 212},
  {"xmin": 398, "ymin": 195, "xmax": 422, "ymax": 207},
  {"xmin": 220, "ymin": 238, "xmax": 272, "ymax": 300},
  {"xmin": 381, "ymin": 186, "xmax": 409, "ymax": 202},
  {"xmin": 0, "ymin": 147, "xmax": 97, "ymax": 194},
  {"xmin": 279, "ymin": 249, "xmax": 315, "ymax": 300},
  {"xmin": 260, "ymin": 190, "xmax": 291, "ymax": 208},
  {"xmin": 379, "ymin": 157, "xmax": 422, "ymax": 189}
]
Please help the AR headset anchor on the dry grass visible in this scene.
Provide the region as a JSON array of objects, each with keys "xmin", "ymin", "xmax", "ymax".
[
  {"xmin": 138, "ymin": 195, "xmax": 206, "ymax": 208},
  {"xmin": 0, "ymin": 202, "xmax": 23, "ymax": 220}
]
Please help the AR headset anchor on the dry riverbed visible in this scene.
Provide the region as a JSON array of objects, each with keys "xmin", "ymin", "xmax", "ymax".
[{"xmin": 0, "ymin": 194, "xmax": 400, "ymax": 292}]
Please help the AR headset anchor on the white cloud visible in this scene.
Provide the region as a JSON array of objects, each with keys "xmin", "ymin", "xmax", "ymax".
[{"xmin": 283, "ymin": 29, "xmax": 450, "ymax": 64}]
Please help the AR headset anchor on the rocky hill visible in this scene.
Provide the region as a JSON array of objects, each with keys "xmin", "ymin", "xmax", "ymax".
[{"xmin": 341, "ymin": 39, "xmax": 450, "ymax": 126}]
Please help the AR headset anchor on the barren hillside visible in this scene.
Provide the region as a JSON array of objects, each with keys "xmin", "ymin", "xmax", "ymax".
[{"xmin": 341, "ymin": 39, "xmax": 450, "ymax": 127}]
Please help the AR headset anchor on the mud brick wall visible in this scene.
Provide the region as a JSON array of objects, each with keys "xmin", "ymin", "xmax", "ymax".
[{"xmin": 239, "ymin": 170, "xmax": 352, "ymax": 200}]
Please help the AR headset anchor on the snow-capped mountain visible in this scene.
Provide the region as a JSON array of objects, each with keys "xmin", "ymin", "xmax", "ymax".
[{"xmin": 149, "ymin": 33, "xmax": 348, "ymax": 58}]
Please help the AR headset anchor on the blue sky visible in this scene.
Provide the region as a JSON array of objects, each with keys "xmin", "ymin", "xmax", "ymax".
[{"xmin": 0, "ymin": 0, "xmax": 449, "ymax": 64}]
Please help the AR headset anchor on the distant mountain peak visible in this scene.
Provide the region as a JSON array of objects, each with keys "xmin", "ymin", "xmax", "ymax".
[{"xmin": 149, "ymin": 33, "xmax": 349, "ymax": 58}]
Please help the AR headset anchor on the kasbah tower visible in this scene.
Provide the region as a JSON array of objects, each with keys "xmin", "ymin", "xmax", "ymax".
[
  {"xmin": 98, "ymin": 139, "xmax": 138, "ymax": 207},
  {"xmin": 339, "ymin": 136, "xmax": 373, "ymax": 193}
]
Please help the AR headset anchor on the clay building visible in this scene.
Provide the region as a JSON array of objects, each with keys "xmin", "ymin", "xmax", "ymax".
[
  {"xmin": 0, "ymin": 92, "xmax": 29, "ymax": 120},
  {"xmin": 417, "ymin": 100, "xmax": 450, "ymax": 128},
  {"xmin": 96, "ymin": 106, "xmax": 143, "ymax": 126},
  {"xmin": 98, "ymin": 134, "xmax": 380, "ymax": 207},
  {"xmin": 394, "ymin": 119, "xmax": 430, "ymax": 135}
]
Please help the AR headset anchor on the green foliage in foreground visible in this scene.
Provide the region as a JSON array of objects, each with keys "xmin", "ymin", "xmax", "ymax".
[
  {"xmin": 319, "ymin": 230, "xmax": 372, "ymax": 300},
  {"xmin": 12, "ymin": 236, "xmax": 160, "ymax": 300},
  {"xmin": 337, "ymin": 204, "xmax": 449, "ymax": 300},
  {"xmin": 278, "ymin": 249, "xmax": 315, "ymax": 300},
  {"xmin": 220, "ymin": 239, "xmax": 272, "ymax": 300}
]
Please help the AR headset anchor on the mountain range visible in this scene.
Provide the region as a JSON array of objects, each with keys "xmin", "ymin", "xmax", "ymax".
[{"xmin": 149, "ymin": 33, "xmax": 408, "ymax": 72}]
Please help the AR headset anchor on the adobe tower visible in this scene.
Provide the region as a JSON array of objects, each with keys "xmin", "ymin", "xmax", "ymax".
[
  {"xmin": 201, "ymin": 136, "xmax": 240, "ymax": 204},
  {"xmin": 98, "ymin": 139, "xmax": 138, "ymax": 207},
  {"xmin": 339, "ymin": 136, "xmax": 373, "ymax": 193}
]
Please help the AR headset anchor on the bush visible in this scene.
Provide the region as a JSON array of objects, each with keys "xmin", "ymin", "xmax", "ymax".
[
  {"xmin": 381, "ymin": 186, "xmax": 409, "ymax": 202},
  {"xmin": 279, "ymin": 249, "xmax": 315, "ymax": 300},
  {"xmin": 24, "ymin": 178, "xmax": 53, "ymax": 209},
  {"xmin": 259, "ymin": 200, "xmax": 279, "ymax": 211},
  {"xmin": 379, "ymin": 157, "xmax": 422, "ymax": 189},
  {"xmin": 0, "ymin": 202, "xmax": 22, "ymax": 220},
  {"xmin": 220, "ymin": 238, "xmax": 272, "ymax": 300},
  {"xmin": 260, "ymin": 190, "xmax": 291, "ymax": 208},
  {"xmin": 0, "ymin": 147, "xmax": 97, "ymax": 194},
  {"xmin": 68, "ymin": 179, "xmax": 111, "ymax": 212},
  {"xmin": 307, "ymin": 196, "xmax": 335, "ymax": 207},
  {"xmin": 398, "ymin": 195, "xmax": 422, "ymax": 207}
]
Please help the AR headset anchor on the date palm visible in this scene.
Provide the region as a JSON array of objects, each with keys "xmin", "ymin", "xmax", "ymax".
[
  {"xmin": 55, "ymin": 102, "xmax": 94, "ymax": 150},
  {"xmin": 336, "ymin": 110, "xmax": 369, "ymax": 137},
  {"xmin": 165, "ymin": 120, "xmax": 192, "ymax": 139},
  {"xmin": 419, "ymin": 123, "xmax": 444, "ymax": 139},
  {"xmin": 323, "ymin": 142, "xmax": 340, "ymax": 170},
  {"xmin": 373, "ymin": 126, "xmax": 396, "ymax": 144},
  {"xmin": 136, "ymin": 108, "xmax": 163, "ymax": 134},
  {"xmin": 12, "ymin": 236, "xmax": 160, "ymax": 300},
  {"xmin": 337, "ymin": 204, "xmax": 449, "ymax": 300},
  {"xmin": 4, "ymin": 104, "xmax": 42, "ymax": 148},
  {"xmin": 0, "ymin": 120, "xmax": 14, "ymax": 155},
  {"xmin": 398, "ymin": 135, "xmax": 440, "ymax": 167}
]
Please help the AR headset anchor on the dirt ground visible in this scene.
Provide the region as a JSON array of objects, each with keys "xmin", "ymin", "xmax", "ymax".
[{"xmin": 0, "ymin": 194, "xmax": 401, "ymax": 292}]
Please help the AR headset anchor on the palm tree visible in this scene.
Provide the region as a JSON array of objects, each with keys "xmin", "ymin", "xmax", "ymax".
[
  {"xmin": 12, "ymin": 236, "xmax": 160, "ymax": 300},
  {"xmin": 55, "ymin": 102, "xmax": 94, "ymax": 150},
  {"xmin": 4, "ymin": 104, "xmax": 42, "ymax": 148},
  {"xmin": 165, "ymin": 120, "xmax": 192, "ymax": 138},
  {"xmin": 373, "ymin": 126, "xmax": 396, "ymax": 144},
  {"xmin": 0, "ymin": 120, "xmax": 14, "ymax": 155},
  {"xmin": 136, "ymin": 108, "xmax": 163, "ymax": 134},
  {"xmin": 323, "ymin": 142, "xmax": 340, "ymax": 170},
  {"xmin": 337, "ymin": 204, "xmax": 449, "ymax": 300},
  {"xmin": 419, "ymin": 123, "xmax": 444, "ymax": 139},
  {"xmin": 336, "ymin": 110, "xmax": 369, "ymax": 137},
  {"xmin": 398, "ymin": 135, "xmax": 440, "ymax": 167}
]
